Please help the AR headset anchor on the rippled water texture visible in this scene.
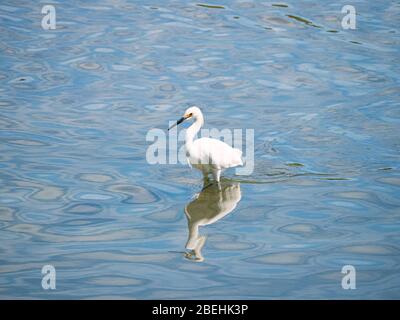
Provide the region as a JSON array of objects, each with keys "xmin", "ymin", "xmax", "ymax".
[{"xmin": 1, "ymin": 1, "xmax": 399, "ymax": 299}]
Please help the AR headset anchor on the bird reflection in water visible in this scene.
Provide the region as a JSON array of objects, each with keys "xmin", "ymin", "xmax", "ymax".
[{"xmin": 184, "ymin": 180, "xmax": 242, "ymax": 262}]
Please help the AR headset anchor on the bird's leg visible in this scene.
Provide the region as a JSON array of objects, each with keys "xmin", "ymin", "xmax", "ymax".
[
  {"xmin": 202, "ymin": 171, "xmax": 210, "ymax": 184},
  {"xmin": 213, "ymin": 169, "xmax": 221, "ymax": 183},
  {"xmin": 212, "ymin": 169, "xmax": 222, "ymax": 191},
  {"xmin": 200, "ymin": 172, "xmax": 213, "ymax": 191}
]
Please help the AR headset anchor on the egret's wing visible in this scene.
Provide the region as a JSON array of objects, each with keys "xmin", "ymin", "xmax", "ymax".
[{"xmin": 193, "ymin": 138, "xmax": 243, "ymax": 169}]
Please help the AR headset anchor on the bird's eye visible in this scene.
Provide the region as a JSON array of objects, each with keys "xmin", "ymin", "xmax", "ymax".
[{"xmin": 189, "ymin": 113, "xmax": 193, "ymax": 117}]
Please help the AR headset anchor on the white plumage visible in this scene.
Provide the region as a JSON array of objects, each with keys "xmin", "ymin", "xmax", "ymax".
[{"xmin": 169, "ymin": 106, "xmax": 243, "ymax": 183}]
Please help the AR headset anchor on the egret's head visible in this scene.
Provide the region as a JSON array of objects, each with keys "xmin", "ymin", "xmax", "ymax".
[
  {"xmin": 183, "ymin": 106, "xmax": 202, "ymax": 119},
  {"xmin": 168, "ymin": 106, "xmax": 203, "ymax": 130}
]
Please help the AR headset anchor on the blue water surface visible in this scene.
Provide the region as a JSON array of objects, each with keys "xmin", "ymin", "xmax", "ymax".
[{"xmin": 0, "ymin": 0, "xmax": 399, "ymax": 299}]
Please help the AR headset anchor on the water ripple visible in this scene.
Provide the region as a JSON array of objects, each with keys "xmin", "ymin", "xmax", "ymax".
[{"xmin": 0, "ymin": 0, "xmax": 399, "ymax": 299}]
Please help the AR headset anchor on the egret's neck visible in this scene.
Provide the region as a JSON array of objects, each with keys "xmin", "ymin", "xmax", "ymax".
[{"xmin": 185, "ymin": 115, "xmax": 203, "ymax": 151}]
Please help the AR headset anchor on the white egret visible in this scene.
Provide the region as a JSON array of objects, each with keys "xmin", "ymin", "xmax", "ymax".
[{"xmin": 168, "ymin": 106, "xmax": 243, "ymax": 183}]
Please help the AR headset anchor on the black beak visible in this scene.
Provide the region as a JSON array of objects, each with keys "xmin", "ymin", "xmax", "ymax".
[{"xmin": 168, "ymin": 117, "xmax": 185, "ymax": 130}]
